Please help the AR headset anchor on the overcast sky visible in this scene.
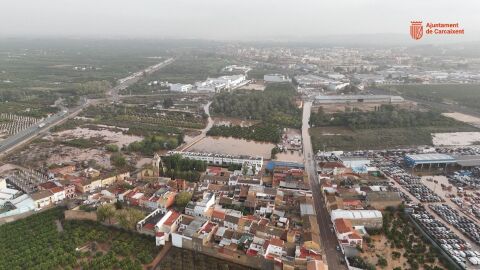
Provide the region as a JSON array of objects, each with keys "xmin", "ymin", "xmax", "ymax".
[{"xmin": 1, "ymin": 0, "xmax": 479, "ymax": 41}]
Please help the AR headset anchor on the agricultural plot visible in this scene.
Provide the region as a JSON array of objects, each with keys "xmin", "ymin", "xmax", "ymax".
[
  {"xmin": 353, "ymin": 208, "xmax": 450, "ymax": 270},
  {"xmin": 385, "ymin": 84, "xmax": 480, "ymax": 113},
  {"xmin": 157, "ymin": 247, "xmax": 254, "ymax": 270},
  {"xmin": 81, "ymin": 104, "xmax": 207, "ymax": 135},
  {"xmin": 309, "ymin": 105, "xmax": 479, "ymax": 151},
  {"xmin": 144, "ymin": 54, "xmax": 234, "ymax": 84},
  {"xmin": 0, "ymin": 113, "xmax": 40, "ymax": 139},
  {"xmin": 0, "ymin": 208, "xmax": 158, "ymax": 270},
  {"xmin": 310, "ymin": 125, "xmax": 479, "ymax": 152}
]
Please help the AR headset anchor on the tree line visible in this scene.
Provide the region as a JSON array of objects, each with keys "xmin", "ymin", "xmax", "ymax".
[
  {"xmin": 206, "ymin": 123, "xmax": 282, "ymax": 143},
  {"xmin": 210, "ymin": 83, "xmax": 301, "ymax": 128},
  {"xmin": 127, "ymin": 134, "xmax": 183, "ymax": 155},
  {"xmin": 160, "ymin": 154, "xmax": 208, "ymax": 182}
]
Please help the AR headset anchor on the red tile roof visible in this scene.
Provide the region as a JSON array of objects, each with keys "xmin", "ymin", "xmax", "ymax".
[
  {"xmin": 246, "ymin": 249, "xmax": 258, "ymax": 256},
  {"xmin": 202, "ymin": 222, "xmax": 216, "ymax": 233},
  {"xmin": 334, "ymin": 218, "xmax": 352, "ymax": 234},
  {"xmin": 269, "ymin": 238, "xmax": 284, "ymax": 247},
  {"xmin": 39, "ymin": 182, "xmax": 57, "ymax": 190},
  {"xmin": 343, "ymin": 199, "xmax": 362, "ymax": 207},
  {"xmin": 144, "ymin": 223, "xmax": 155, "ymax": 230},
  {"xmin": 164, "ymin": 211, "xmax": 181, "ymax": 226},
  {"xmin": 50, "ymin": 186, "xmax": 64, "ymax": 194},
  {"xmin": 348, "ymin": 232, "xmax": 362, "ymax": 240},
  {"xmin": 211, "ymin": 209, "xmax": 226, "ymax": 220}
]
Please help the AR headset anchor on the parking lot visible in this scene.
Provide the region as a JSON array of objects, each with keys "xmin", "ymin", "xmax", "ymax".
[
  {"xmin": 367, "ymin": 149, "xmax": 480, "ymax": 269},
  {"xmin": 412, "ymin": 207, "xmax": 480, "ymax": 268},
  {"xmin": 430, "ymin": 204, "xmax": 480, "ymax": 246}
]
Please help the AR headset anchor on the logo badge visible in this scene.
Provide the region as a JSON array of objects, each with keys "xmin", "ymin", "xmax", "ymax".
[{"xmin": 410, "ymin": 21, "xmax": 423, "ymax": 40}]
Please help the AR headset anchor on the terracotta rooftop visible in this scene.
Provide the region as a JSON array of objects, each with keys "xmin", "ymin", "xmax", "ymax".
[
  {"xmin": 50, "ymin": 186, "xmax": 64, "ymax": 194},
  {"xmin": 39, "ymin": 181, "xmax": 58, "ymax": 190},
  {"xmin": 164, "ymin": 211, "xmax": 181, "ymax": 226},
  {"xmin": 334, "ymin": 218, "xmax": 353, "ymax": 234},
  {"xmin": 269, "ymin": 238, "xmax": 284, "ymax": 247},
  {"xmin": 211, "ymin": 209, "xmax": 226, "ymax": 220}
]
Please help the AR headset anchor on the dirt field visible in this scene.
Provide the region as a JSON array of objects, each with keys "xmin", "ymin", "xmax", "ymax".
[
  {"xmin": 46, "ymin": 125, "xmax": 143, "ymax": 147},
  {"xmin": 361, "ymin": 234, "xmax": 409, "ymax": 269},
  {"xmin": 6, "ymin": 141, "xmax": 113, "ymax": 168},
  {"xmin": 443, "ymin": 112, "xmax": 480, "ymax": 128},
  {"xmin": 432, "ymin": 132, "xmax": 480, "ymax": 146}
]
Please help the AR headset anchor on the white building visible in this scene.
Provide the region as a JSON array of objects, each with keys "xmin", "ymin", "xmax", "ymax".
[
  {"xmin": 315, "ymin": 95, "xmax": 404, "ymax": 104},
  {"xmin": 50, "ymin": 187, "xmax": 66, "ymax": 202},
  {"xmin": 155, "ymin": 210, "xmax": 182, "ymax": 246},
  {"xmin": 168, "ymin": 151, "xmax": 263, "ymax": 168},
  {"xmin": 264, "ymin": 74, "xmax": 290, "ymax": 83},
  {"xmin": 195, "ymin": 75, "xmax": 246, "ymax": 92},
  {"xmin": 331, "ymin": 209, "xmax": 383, "ymax": 229},
  {"xmin": 185, "ymin": 192, "xmax": 215, "ymax": 219},
  {"xmin": 0, "ymin": 178, "xmax": 6, "ymax": 190},
  {"xmin": 170, "ymin": 83, "xmax": 192, "ymax": 92},
  {"xmin": 172, "ymin": 218, "xmax": 204, "ymax": 248},
  {"xmin": 30, "ymin": 190, "xmax": 54, "ymax": 209}
]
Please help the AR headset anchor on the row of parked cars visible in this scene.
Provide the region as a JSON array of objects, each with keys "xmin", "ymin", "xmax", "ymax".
[
  {"xmin": 430, "ymin": 204, "xmax": 480, "ymax": 246},
  {"xmin": 412, "ymin": 208, "xmax": 476, "ymax": 268},
  {"xmin": 379, "ymin": 164, "xmax": 443, "ymax": 202},
  {"xmin": 447, "ymin": 170, "xmax": 480, "ymax": 189},
  {"xmin": 436, "ymin": 147, "xmax": 480, "ymax": 156}
]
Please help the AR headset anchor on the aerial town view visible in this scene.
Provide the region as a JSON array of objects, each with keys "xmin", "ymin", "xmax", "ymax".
[{"xmin": 1, "ymin": 1, "xmax": 480, "ymax": 270}]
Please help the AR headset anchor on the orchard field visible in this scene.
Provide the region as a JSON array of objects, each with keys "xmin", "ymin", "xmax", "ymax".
[{"xmin": 0, "ymin": 208, "xmax": 158, "ymax": 270}]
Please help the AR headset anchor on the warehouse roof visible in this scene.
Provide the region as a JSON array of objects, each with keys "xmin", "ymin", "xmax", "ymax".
[
  {"xmin": 405, "ymin": 153, "xmax": 456, "ymax": 163},
  {"xmin": 455, "ymin": 155, "xmax": 480, "ymax": 167},
  {"xmin": 315, "ymin": 95, "xmax": 403, "ymax": 101},
  {"xmin": 331, "ymin": 209, "xmax": 382, "ymax": 221}
]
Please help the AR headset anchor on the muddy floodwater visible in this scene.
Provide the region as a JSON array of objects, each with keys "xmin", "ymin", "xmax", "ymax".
[
  {"xmin": 188, "ymin": 137, "xmax": 274, "ymax": 159},
  {"xmin": 47, "ymin": 126, "xmax": 143, "ymax": 147}
]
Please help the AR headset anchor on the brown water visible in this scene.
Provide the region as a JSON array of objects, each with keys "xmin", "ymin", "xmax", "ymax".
[{"xmin": 188, "ymin": 137, "xmax": 274, "ymax": 158}]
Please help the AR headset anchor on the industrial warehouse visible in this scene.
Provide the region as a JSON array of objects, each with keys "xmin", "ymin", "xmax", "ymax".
[
  {"xmin": 405, "ymin": 153, "xmax": 480, "ymax": 169},
  {"xmin": 314, "ymin": 94, "xmax": 405, "ymax": 104}
]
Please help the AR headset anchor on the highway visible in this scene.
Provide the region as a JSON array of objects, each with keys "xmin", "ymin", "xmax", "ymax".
[
  {"xmin": 109, "ymin": 57, "xmax": 175, "ymax": 102},
  {"xmin": 0, "ymin": 98, "xmax": 89, "ymax": 157},
  {"xmin": 302, "ymin": 101, "xmax": 347, "ymax": 270},
  {"xmin": 0, "ymin": 58, "xmax": 175, "ymax": 157}
]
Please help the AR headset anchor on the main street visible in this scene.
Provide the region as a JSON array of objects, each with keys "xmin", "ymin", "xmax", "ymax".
[{"xmin": 302, "ymin": 101, "xmax": 347, "ymax": 270}]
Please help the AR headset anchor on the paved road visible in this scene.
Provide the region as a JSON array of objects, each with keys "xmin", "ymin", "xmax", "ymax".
[
  {"xmin": 180, "ymin": 101, "xmax": 213, "ymax": 151},
  {"xmin": 302, "ymin": 101, "xmax": 347, "ymax": 270},
  {"xmin": 109, "ymin": 58, "xmax": 175, "ymax": 102},
  {"xmin": 0, "ymin": 59, "xmax": 175, "ymax": 157},
  {"xmin": 0, "ymin": 98, "xmax": 88, "ymax": 157}
]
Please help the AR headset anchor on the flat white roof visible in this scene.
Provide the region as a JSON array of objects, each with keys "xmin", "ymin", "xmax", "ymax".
[
  {"xmin": 331, "ymin": 209, "xmax": 382, "ymax": 220},
  {"xmin": 405, "ymin": 153, "xmax": 455, "ymax": 162},
  {"xmin": 315, "ymin": 95, "xmax": 403, "ymax": 100},
  {"xmin": 0, "ymin": 188, "xmax": 19, "ymax": 195}
]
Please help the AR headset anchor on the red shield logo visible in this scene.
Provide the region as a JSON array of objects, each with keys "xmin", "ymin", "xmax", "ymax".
[{"xmin": 410, "ymin": 21, "xmax": 423, "ymax": 40}]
